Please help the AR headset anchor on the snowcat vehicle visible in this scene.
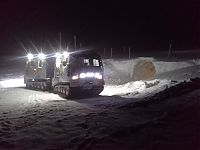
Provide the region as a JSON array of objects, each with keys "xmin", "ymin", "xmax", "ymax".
[{"xmin": 24, "ymin": 51, "xmax": 105, "ymax": 98}]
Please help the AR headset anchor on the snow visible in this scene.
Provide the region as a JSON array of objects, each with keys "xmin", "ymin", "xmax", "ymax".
[
  {"xmin": 101, "ymin": 79, "xmax": 174, "ymax": 98},
  {"xmin": 0, "ymin": 76, "xmax": 25, "ymax": 88},
  {"xmin": 103, "ymin": 58, "xmax": 198, "ymax": 85},
  {"xmin": 0, "ymin": 56, "xmax": 199, "ymax": 149}
]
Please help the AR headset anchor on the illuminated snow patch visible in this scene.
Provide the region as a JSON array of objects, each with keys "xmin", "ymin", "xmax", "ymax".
[
  {"xmin": 100, "ymin": 79, "xmax": 173, "ymax": 98},
  {"xmin": 27, "ymin": 93, "xmax": 64, "ymax": 104},
  {"xmin": 0, "ymin": 78, "xmax": 25, "ymax": 88},
  {"xmin": 100, "ymin": 81, "xmax": 146, "ymax": 96}
]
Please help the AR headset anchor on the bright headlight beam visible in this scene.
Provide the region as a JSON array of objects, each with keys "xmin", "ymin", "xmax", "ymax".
[
  {"xmin": 27, "ymin": 53, "xmax": 34, "ymax": 61},
  {"xmin": 55, "ymin": 52, "xmax": 62, "ymax": 58},
  {"xmin": 72, "ymin": 74, "xmax": 79, "ymax": 80},
  {"xmin": 79, "ymin": 72, "xmax": 102, "ymax": 79},
  {"xmin": 38, "ymin": 53, "xmax": 46, "ymax": 60},
  {"xmin": 63, "ymin": 51, "xmax": 69, "ymax": 58},
  {"xmin": 86, "ymin": 72, "xmax": 94, "ymax": 78},
  {"xmin": 80, "ymin": 73, "xmax": 86, "ymax": 78}
]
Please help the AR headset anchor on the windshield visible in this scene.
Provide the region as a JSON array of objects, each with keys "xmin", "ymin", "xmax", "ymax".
[{"xmin": 71, "ymin": 57, "xmax": 102, "ymax": 67}]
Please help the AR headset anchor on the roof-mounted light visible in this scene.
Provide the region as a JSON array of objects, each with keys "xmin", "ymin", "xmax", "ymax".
[
  {"xmin": 55, "ymin": 52, "xmax": 62, "ymax": 58},
  {"xmin": 27, "ymin": 53, "xmax": 33, "ymax": 61},
  {"xmin": 38, "ymin": 53, "xmax": 46, "ymax": 60},
  {"xmin": 63, "ymin": 51, "xmax": 69, "ymax": 58}
]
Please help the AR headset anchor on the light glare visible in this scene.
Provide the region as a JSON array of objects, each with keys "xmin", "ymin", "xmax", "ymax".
[
  {"xmin": 80, "ymin": 73, "xmax": 86, "ymax": 78},
  {"xmin": 38, "ymin": 53, "xmax": 46, "ymax": 60},
  {"xmin": 0, "ymin": 78, "xmax": 25, "ymax": 88},
  {"xmin": 86, "ymin": 72, "xmax": 94, "ymax": 78},
  {"xmin": 72, "ymin": 75, "xmax": 78, "ymax": 80},
  {"xmin": 27, "ymin": 53, "xmax": 33, "ymax": 61},
  {"xmin": 55, "ymin": 52, "xmax": 62, "ymax": 58},
  {"xmin": 79, "ymin": 72, "xmax": 102, "ymax": 79},
  {"xmin": 63, "ymin": 51, "xmax": 69, "ymax": 58}
]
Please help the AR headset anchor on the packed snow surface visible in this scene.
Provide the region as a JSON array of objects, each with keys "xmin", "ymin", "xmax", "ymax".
[{"xmin": 0, "ymin": 57, "xmax": 199, "ymax": 149}]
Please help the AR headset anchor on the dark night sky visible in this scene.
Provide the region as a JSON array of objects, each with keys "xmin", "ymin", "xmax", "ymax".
[{"xmin": 0, "ymin": 0, "xmax": 199, "ymax": 55}]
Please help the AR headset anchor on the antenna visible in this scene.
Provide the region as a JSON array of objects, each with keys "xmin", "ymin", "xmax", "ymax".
[
  {"xmin": 74, "ymin": 35, "xmax": 76, "ymax": 51},
  {"xmin": 60, "ymin": 32, "xmax": 62, "ymax": 51}
]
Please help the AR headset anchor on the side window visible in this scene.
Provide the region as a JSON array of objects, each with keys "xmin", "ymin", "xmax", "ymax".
[
  {"xmin": 38, "ymin": 60, "xmax": 43, "ymax": 68},
  {"xmin": 84, "ymin": 59, "xmax": 90, "ymax": 66},
  {"xmin": 93, "ymin": 59, "xmax": 100, "ymax": 66}
]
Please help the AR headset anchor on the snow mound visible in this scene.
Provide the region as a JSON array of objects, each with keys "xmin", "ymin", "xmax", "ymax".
[
  {"xmin": 101, "ymin": 79, "xmax": 174, "ymax": 98},
  {"xmin": 101, "ymin": 80, "xmax": 145, "ymax": 96},
  {"xmin": 144, "ymin": 79, "xmax": 160, "ymax": 88}
]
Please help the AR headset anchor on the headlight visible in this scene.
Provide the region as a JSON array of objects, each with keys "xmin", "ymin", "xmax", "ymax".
[
  {"xmin": 94, "ymin": 72, "xmax": 103, "ymax": 79},
  {"xmin": 27, "ymin": 53, "xmax": 33, "ymax": 61},
  {"xmin": 38, "ymin": 53, "xmax": 46, "ymax": 60},
  {"xmin": 72, "ymin": 74, "xmax": 79, "ymax": 80},
  {"xmin": 80, "ymin": 73, "xmax": 86, "ymax": 79},
  {"xmin": 86, "ymin": 72, "xmax": 94, "ymax": 78},
  {"xmin": 79, "ymin": 72, "xmax": 102, "ymax": 79}
]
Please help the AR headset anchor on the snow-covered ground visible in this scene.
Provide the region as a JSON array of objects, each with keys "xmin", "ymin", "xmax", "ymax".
[{"xmin": 0, "ymin": 57, "xmax": 199, "ymax": 149}]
